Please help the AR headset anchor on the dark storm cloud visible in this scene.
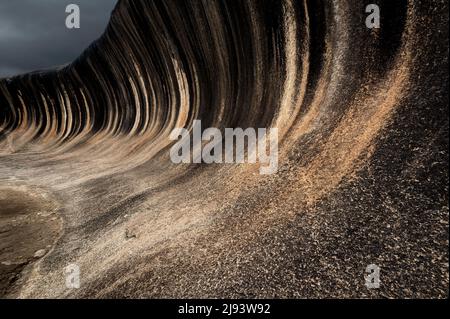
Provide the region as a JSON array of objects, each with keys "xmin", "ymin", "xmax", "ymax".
[{"xmin": 0, "ymin": 0, "xmax": 117, "ymax": 78}]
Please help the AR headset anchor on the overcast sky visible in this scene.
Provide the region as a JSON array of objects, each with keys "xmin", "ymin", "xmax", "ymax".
[{"xmin": 0, "ymin": 0, "xmax": 117, "ymax": 78}]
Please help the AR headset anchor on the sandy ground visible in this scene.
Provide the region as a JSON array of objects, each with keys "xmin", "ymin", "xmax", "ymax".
[{"xmin": 0, "ymin": 188, "xmax": 61, "ymax": 296}]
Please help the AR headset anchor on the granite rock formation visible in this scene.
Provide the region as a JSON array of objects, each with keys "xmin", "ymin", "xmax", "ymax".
[{"xmin": 0, "ymin": 0, "xmax": 448, "ymax": 298}]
